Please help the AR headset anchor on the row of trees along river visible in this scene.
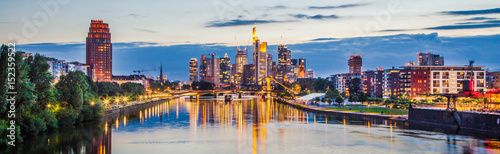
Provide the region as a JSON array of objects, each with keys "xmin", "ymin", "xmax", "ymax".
[{"xmin": 0, "ymin": 45, "xmax": 146, "ymax": 149}]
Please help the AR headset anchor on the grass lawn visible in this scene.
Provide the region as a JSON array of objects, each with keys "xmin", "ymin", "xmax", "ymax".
[{"xmin": 325, "ymin": 107, "xmax": 408, "ymax": 115}]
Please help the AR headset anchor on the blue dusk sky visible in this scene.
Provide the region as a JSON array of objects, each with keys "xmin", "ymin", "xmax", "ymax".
[{"xmin": 1, "ymin": 0, "xmax": 499, "ymax": 80}]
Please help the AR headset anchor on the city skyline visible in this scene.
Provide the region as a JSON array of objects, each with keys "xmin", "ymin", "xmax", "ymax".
[{"xmin": 2, "ymin": 0, "xmax": 500, "ymax": 81}]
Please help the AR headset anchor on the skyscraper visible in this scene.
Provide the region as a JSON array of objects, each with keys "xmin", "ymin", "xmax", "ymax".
[
  {"xmin": 199, "ymin": 55, "xmax": 207, "ymax": 81},
  {"xmin": 189, "ymin": 58, "xmax": 198, "ymax": 82},
  {"xmin": 298, "ymin": 58, "xmax": 306, "ymax": 78},
  {"xmin": 235, "ymin": 47, "xmax": 248, "ymax": 85},
  {"xmin": 243, "ymin": 64, "xmax": 255, "ymax": 85},
  {"xmin": 418, "ymin": 52, "xmax": 444, "ymax": 66},
  {"xmin": 277, "ymin": 44, "xmax": 291, "ymax": 83},
  {"xmin": 220, "ymin": 53, "xmax": 231, "ymax": 84},
  {"xmin": 252, "ymin": 24, "xmax": 267, "ymax": 84},
  {"xmin": 267, "ymin": 53, "xmax": 273, "ymax": 77},
  {"xmin": 209, "ymin": 53, "xmax": 220, "ymax": 85},
  {"xmin": 306, "ymin": 69, "xmax": 315, "ymax": 78},
  {"xmin": 86, "ymin": 20, "xmax": 112, "ymax": 81},
  {"xmin": 348, "ymin": 55, "xmax": 362, "ymax": 74}
]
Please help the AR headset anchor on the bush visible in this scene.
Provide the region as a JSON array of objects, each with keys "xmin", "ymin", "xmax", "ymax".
[
  {"xmin": 41, "ymin": 110, "xmax": 58, "ymax": 130},
  {"xmin": 57, "ymin": 108, "xmax": 79, "ymax": 127}
]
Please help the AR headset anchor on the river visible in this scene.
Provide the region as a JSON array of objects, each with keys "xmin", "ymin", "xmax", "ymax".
[{"xmin": 6, "ymin": 97, "xmax": 500, "ymax": 153}]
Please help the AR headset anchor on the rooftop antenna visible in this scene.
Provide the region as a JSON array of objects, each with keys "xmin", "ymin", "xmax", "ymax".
[{"xmin": 281, "ymin": 36, "xmax": 283, "ymax": 45}]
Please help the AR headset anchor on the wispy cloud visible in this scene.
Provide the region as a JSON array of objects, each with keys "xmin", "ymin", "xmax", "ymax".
[
  {"xmin": 467, "ymin": 17, "xmax": 497, "ymax": 20},
  {"xmin": 205, "ymin": 19, "xmax": 281, "ymax": 27},
  {"xmin": 308, "ymin": 4, "xmax": 362, "ymax": 9},
  {"xmin": 379, "ymin": 29, "xmax": 410, "ymax": 32},
  {"xmin": 310, "ymin": 38, "xmax": 338, "ymax": 41},
  {"xmin": 426, "ymin": 19, "xmax": 500, "ymax": 30},
  {"xmin": 442, "ymin": 8, "xmax": 500, "ymax": 15},
  {"xmin": 135, "ymin": 28, "xmax": 158, "ymax": 33},
  {"xmin": 290, "ymin": 14, "xmax": 339, "ymax": 20},
  {"xmin": 273, "ymin": 5, "xmax": 287, "ymax": 9},
  {"xmin": 126, "ymin": 13, "xmax": 147, "ymax": 18}
]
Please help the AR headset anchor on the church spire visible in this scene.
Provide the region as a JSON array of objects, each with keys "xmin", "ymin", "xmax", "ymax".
[{"xmin": 159, "ymin": 62, "xmax": 164, "ymax": 84}]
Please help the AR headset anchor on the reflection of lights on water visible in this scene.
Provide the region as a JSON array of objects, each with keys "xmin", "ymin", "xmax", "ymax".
[
  {"xmin": 124, "ymin": 116, "xmax": 127, "ymax": 127},
  {"xmin": 115, "ymin": 119, "xmax": 119, "ymax": 129}
]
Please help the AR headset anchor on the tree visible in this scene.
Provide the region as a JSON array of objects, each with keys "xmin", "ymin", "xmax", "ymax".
[
  {"xmin": 26, "ymin": 54, "xmax": 57, "ymax": 110},
  {"xmin": 97, "ymin": 82, "xmax": 122, "ymax": 97},
  {"xmin": 321, "ymin": 97, "xmax": 326, "ymax": 103},
  {"xmin": 120, "ymin": 82, "xmax": 145, "ymax": 96},
  {"xmin": 55, "ymin": 71, "xmax": 99, "ymax": 125},
  {"xmin": 191, "ymin": 81, "xmax": 215, "ymax": 90},
  {"xmin": 327, "ymin": 98, "xmax": 333, "ymax": 105},
  {"xmin": 314, "ymin": 97, "xmax": 320, "ymax": 104},
  {"xmin": 0, "ymin": 45, "xmax": 9, "ymax": 119},
  {"xmin": 340, "ymin": 91, "xmax": 346, "ymax": 98},
  {"xmin": 349, "ymin": 78, "xmax": 361, "ymax": 96},
  {"xmin": 335, "ymin": 96, "xmax": 343, "ymax": 107},
  {"xmin": 357, "ymin": 92, "xmax": 368, "ymax": 102},
  {"xmin": 348, "ymin": 95, "xmax": 359, "ymax": 102},
  {"xmin": 325, "ymin": 89, "xmax": 339, "ymax": 99}
]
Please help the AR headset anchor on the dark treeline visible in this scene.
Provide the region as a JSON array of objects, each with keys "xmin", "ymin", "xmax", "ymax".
[{"xmin": 0, "ymin": 45, "xmax": 144, "ymax": 147}]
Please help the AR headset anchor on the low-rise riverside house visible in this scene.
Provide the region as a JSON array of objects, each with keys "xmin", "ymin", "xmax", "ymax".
[
  {"xmin": 46, "ymin": 57, "xmax": 90, "ymax": 83},
  {"xmin": 112, "ymin": 75, "xmax": 150, "ymax": 89}
]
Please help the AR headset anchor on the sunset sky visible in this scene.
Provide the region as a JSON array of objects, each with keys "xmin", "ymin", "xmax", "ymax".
[{"xmin": 1, "ymin": 0, "xmax": 499, "ymax": 80}]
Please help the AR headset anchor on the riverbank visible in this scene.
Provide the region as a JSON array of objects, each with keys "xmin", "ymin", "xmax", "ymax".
[
  {"xmin": 102, "ymin": 95, "xmax": 182, "ymax": 120},
  {"xmin": 274, "ymin": 98, "xmax": 408, "ymax": 121}
]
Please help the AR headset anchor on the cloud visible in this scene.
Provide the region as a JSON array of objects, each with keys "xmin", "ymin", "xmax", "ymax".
[
  {"xmin": 273, "ymin": 5, "xmax": 287, "ymax": 9},
  {"xmin": 290, "ymin": 14, "xmax": 339, "ymax": 20},
  {"xmin": 467, "ymin": 17, "xmax": 496, "ymax": 20},
  {"xmin": 310, "ymin": 38, "xmax": 338, "ymax": 41},
  {"xmin": 426, "ymin": 19, "xmax": 500, "ymax": 30},
  {"xmin": 205, "ymin": 19, "xmax": 281, "ymax": 27},
  {"xmin": 135, "ymin": 28, "xmax": 158, "ymax": 33},
  {"xmin": 308, "ymin": 4, "xmax": 362, "ymax": 9},
  {"xmin": 126, "ymin": 13, "xmax": 147, "ymax": 18},
  {"xmin": 442, "ymin": 8, "xmax": 500, "ymax": 15},
  {"xmin": 379, "ymin": 29, "xmax": 410, "ymax": 32}
]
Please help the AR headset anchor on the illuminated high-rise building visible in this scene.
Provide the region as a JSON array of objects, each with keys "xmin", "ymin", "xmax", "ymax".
[
  {"xmin": 199, "ymin": 55, "xmax": 207, "ymax": 81},
  {"xmin": 277, "ymin": 44, "xmax": 291, "ymax": 83},
  {"xmin": 189, "ymin": 58, "xmax": 198, "ymax": 82},
  {"xmin": 348, "ymin": 55, "xmax": 362, "ymax": 74},
  {"xmin": 208, "ymin": 53, "xmax": 220, "ymax": 85},
  {"xmin": 298, "ymin": 58, "xmax": 306, "ymax": 78},
  {"xmin": 220, "ymin": 53, "xmax": 231, "ymax": 84},
  {"xmin": 418, "ymin": 52, "xmax": 444, "ymax": 66},
  {"xmin": 86, "ymin": 20, "xmax": 112, "ymax": 81},
  {"xmin": 252, "ymin": 23, "xmax": 267, "ymax": 84},
  {"xmin": 235, "ymin": 47, "xmax": 248, "ymax": 85},
  {"xmin": 267, "ymin": 54, "xmax": 273, "ymax": 77}
]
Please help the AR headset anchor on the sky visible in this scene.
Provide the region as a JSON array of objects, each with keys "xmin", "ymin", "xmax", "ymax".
[{"xmin": 1, "ymin": 0, "xmax": 499, "ymax": 80}]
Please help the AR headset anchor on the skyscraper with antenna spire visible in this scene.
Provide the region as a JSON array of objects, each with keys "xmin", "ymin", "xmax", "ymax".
[{"xmin": 252, "ymin": 22, "xmax": 268, "ymax": 84}]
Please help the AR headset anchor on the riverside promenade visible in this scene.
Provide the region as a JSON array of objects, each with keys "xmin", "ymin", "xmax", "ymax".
[
  {"xmin": 102, "ymin": 95, "xmax": 182, "ymax": 120},
  {"xmin": 274, "ymin": 97, "xmax": 408, "ymax": 121}
]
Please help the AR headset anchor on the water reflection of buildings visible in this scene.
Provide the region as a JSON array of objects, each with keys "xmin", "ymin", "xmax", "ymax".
[
  {"xmin": 82, "ymin": 98, "xmax": 500, "ymax": 153},
  {"xmin": 87, "ymin": 123, "xmax": 112, "ymax": 154}
]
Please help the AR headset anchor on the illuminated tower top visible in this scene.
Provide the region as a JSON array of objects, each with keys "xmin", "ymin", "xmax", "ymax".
[{"xmin": 253, "ymin": 22, "xmax": 258, "ymax": 43}]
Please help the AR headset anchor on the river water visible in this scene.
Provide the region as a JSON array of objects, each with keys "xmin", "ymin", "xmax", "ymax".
[{"xmin": 6, "ymin": 97, "xmax": 500, "ymax": 153}]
